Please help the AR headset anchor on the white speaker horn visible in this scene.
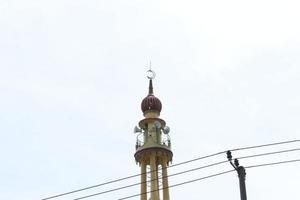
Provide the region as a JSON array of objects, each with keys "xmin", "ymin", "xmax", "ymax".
[{"xmin": 134, "ymin": 126, "xmax": 142, "ymax": 133}]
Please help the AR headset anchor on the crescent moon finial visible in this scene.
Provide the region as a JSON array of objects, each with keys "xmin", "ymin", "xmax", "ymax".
[
  {"xmin": 146, "ymin": 61, "xmax": 156, "ymax": 80},
  {"xmin": 146, "ymin": 70, "xmax": 156, "ymax": 80}
]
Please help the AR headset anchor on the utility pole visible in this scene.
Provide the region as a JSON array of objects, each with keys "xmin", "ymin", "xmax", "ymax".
[{"xmin": 227, "ymin": 151, "xmax": 247, "ymax": 200}]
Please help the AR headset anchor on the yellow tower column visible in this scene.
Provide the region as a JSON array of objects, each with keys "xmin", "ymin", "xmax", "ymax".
[
  {"xmin": 150, "ymin": 153, "xmax": 160, "ymax": 200},
  {"xmin": 162, "ymin": 156, "xmax": 170, "ymax": 200},
  {"xmin": 140, "ymin": 160, "xmax": 147, "ymax": 200}
]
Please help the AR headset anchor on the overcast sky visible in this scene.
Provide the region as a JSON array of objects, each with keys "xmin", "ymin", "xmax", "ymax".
[{"xmin": 1, "ymin": 0, "xmax": 300, "ymax": 200}]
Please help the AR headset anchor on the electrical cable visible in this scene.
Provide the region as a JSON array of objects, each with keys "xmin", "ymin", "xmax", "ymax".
[
  {"xmin": 42, "ymin": 152, "xmax": 224, "ymax": 200},
  {"xmin": 117, "ymin": 170, "xmax": 235, "ymax": 200},
  {"xmin": 73, "ymin": 147, "xmax": 300, "ymax": 200},
  {"xmin": 230, "ymin": 139, "xmax": 300, "ymax": 152},
  {"xmin": 237, "ymin": 147, "xmax": 300, "ymax": 160},
  {"xmin": 73, "ymin": 160, "xmax": 229, "ymax": 200},
  {"xmin": 246, "ymin": 158, "xmax": 300, "ymax": 169},
  {"xmin": 41, "ymin": 139, "xmax": 300, "ymax": 200},
  {"xmin": 117, "ymin": 157, "xmax": 300, "ymax": 200}
]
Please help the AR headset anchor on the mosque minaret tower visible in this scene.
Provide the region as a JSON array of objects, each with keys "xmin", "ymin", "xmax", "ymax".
[{"xmin": 134, "ymin": 70, "xmax": 173, "ymax": 200}]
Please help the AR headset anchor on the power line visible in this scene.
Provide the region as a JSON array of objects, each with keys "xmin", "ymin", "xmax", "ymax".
[
  {"xmin": 246, "ymin": 158, "xmax": 300, "ymax": 169},
  {"xmin": 41, "ymin": 152, "xmax": 224, "ymax": 200},
  {"xmin": 73, "ymin": 160, "xmax": 229, "ymax": 200},
  {"xmin": 117, "ymin": 170, "xmax": 235, "ymax": 200},
  {"xmin": 41, "ymin": 139, "xmax": 300, "ymax": 200},
  {"xmin": 237, "ymin": 147, "xmax": 300, "ymax": 160},
  {"xmin": 117, "ymin": 157, "xmax": 300, "ymax": 200},
  {"xmin": 230, "ymin": 139, "xmax": 300, "ymax": 152},
  {"xmin": 73, "ymin": 147, "xmax": 300, "ymax": 200}
]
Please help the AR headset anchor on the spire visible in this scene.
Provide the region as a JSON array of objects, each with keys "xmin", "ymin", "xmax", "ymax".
[{"xmin": 149, "ymin": 79, "xmax": 154, "ymax": 95}]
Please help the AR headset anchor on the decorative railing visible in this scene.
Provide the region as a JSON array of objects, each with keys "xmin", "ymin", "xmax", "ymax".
[{"xmin": 135, "ymin": 137, "xmax": 171, "ymax": 150}]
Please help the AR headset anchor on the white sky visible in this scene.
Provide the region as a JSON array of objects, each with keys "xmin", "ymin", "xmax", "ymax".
[{"xmin": 1, "ymin": 0, "xmax": 300, "ymax": 200}]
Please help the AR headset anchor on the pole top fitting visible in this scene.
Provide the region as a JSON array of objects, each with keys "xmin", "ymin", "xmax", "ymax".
[
  {"xmin": 226, "ymin": 150, "xmax": 232, "ymax": 161},
  {"xmin": 234, "ymin": 159, "xmax": 240, "ymax": 167}
]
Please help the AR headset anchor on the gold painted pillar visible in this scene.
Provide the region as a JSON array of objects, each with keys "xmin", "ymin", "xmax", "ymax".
[
  {"xmin": 150, "ymin": 153, "xmax": 160, "ymax": 200},
  {"xmin": 141, "ymin": 160, "xmax": 147, "ymax": 200},
  {"xmin": 162, "ymin": 157, "xmax": 170, "ymax": 200}
]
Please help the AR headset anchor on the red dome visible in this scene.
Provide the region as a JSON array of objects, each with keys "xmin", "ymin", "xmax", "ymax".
[{"xmin": 141, "ymin": 94, "xmax": 162, "ymax": 113}]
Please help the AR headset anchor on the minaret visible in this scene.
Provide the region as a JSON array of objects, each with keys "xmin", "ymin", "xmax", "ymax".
[{"xmin": 134, "ymin": 70, "xmax": 173, "ymax": 200}]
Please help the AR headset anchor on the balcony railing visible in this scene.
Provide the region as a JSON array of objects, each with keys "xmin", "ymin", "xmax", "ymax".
[{"xmin": 135, "ymin": 138, "xmax": 171, "ymax": 150}]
